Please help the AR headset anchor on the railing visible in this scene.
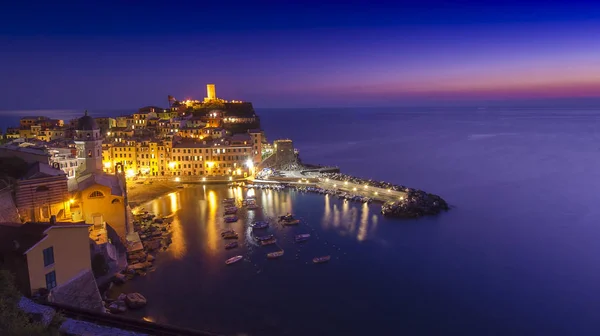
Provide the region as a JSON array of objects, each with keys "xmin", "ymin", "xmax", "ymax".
[{"xmin": 43, "ymin": 302, "xmax": 222, "ymax": 336}]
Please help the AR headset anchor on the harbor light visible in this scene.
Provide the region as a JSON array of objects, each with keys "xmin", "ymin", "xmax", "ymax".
[
  {"xmin": 126, "ymin": 169, "xmax": 136, "ymax": 178},
  {"xmin": 202, "ymin": 177, "xmax": 206, "ymax": 182},
  {"xmin": 175, "ymin": 177, "xmax": 181, "ymax": 182},
  {"xmin": 245, "ymin": 159, "xmax": 254, "ymax": 169},
  {"xmin": 353, "ymin": 187, "xmax": 357, "ymax": 191},
  {"xmin": 69, "ymin": 198, "xmax": 75, "ymax": 204}
]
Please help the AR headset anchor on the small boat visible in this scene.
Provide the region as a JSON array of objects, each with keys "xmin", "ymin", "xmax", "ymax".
[
  {"xmin": 224, "ymin": 208, "xmax": 237, "ymax": 215},
  {"xmin": 247, "ymin": 204, "xmax": 259, "ymax": 210},
  {"xmin": 225, "ymin": 255, "xmax": 243, "ymax": 265},
  {"xmin": 224, "ymin": 216, "xmax": 238, "ymax": 223},
  {"xmin": 255, "ymin": 234, "xmax": 274, "ymax": 241},
  {"xmin": 260, "ymin": 238, "xmax": 277, "ymax": 246},
  {"xmin": 225, "ymin": 242, "xmax": 238, "ymax": 249},
  {"xmin": 295, "ymin": 233, "xmax": 311, "ymax": 242},
  {"xmin": 282, "ymin": 219, "xmax": 300, "ymax": 226},
  {"xmin": 222, "ymin": 198, "xmax": 235, "ymax": 204},
  {"xmin": 252, "ymin": 221, "xmax": 269, "ymax": 229},
  {"xmin": 225, "ymin": 206, "xmax": 238, "ymax": 212},
  {"xmin": 279, "ymin": 214, "xmax": 294, "ymax": 221},
  {"xmin": 223, "ymin": 232, "xmax": 239, "ymax": 239},
  {"xmin": 313, "ymin": 255, "xmax": 331, "ymax": 264},
  {"xmin": 267, "ymin": 250, "xmax": 284, "ymax": 259},
  {"xmin": 220, "ymin": 229, "xmax": 235, "ymax": 236}
]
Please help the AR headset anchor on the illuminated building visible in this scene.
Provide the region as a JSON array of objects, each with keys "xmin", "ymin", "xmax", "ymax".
[{"xmin": 206, "ymin": 84, "xmax": 216, "ymax": 101}]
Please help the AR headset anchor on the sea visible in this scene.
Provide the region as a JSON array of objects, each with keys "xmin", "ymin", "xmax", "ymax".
[{"xmin": 3, "ymin": 107, "xmax": 600, "ymax": 335}]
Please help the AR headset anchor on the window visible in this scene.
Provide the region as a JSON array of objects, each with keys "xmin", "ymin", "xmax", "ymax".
[
  {"xmin": 43, "ymin": 246, "xmax": 54, "ymax": 266},
  {"xmin": 111, "ymin": 198, "xmax": 121, "ymax": 204},
  {"xmin": 89, "ymin": 190, "xmax": 105, "ymax": 198},
  {"xmin": 36, "ymin": 186, "xmax": 50, "ymax": 192},
  {"xmin": 45, "ymin": 271, "xmax": 57, "ymax": 290}
]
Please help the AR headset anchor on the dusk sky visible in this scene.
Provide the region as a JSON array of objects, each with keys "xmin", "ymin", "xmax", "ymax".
[{"xmin": 2, "ymin": 1, "xmax": 600, "ymax": 109}]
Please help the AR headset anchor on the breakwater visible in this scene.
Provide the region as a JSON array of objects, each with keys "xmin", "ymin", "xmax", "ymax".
[{"xmin": 251, "ymin": 171, "xmax": 449, "ymax": 218}]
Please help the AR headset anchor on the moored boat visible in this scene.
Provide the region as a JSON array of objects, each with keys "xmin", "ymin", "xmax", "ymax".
[
  {"xmin": 313, "ymin": 255, "xmax": 331, "ymax": 264},
  {"xmin": 295, "ymin": 233, "xmax": 311, "ymax": 242},
  {"xmin": 224, "ymin": 216, "xmax": 238, "ymax": 223},
  {"xmin": 267, "ymin": 250, "xmax": 284, "ymax": 259},
  {"xmin": 279, "ymin": 214, "xmax": 294, "ymax": 221},
  {"xmin": 222, "ymin": 198, "xmax": 235, "ymax": 204},
  {"xmin": 247, "ymin": 203, "xmax": 259, "ymax": 210},
  {"xmin": 220, "ymin": 229, "xmax": 235, "ymax": 236},
  {"xmin": 282, "ymin": 219, "xmax": 300, "ymax": 225},
  {"xmin": 255, "ymin": 234, "xmax": 274, "ymax": 241},
  {"xmin": 225, "ymin": 255, "xmax": 243, "ymax": 265},
  {"xmin": 223, "ymin": 232, "xmax": 239, "ymax": 239},
  {"xmin": 260, "ymin": 238, "xmax": 277, "ymax": 246},
  {"xmin": 225, "ymin": 242, "xmax": 238, "ymax": 249},
  {"xmin": 252, "ymin": 221, "xmax": 269, "ymax": 229}
]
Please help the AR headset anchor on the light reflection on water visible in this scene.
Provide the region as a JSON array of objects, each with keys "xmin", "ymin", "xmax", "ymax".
[{"xmin": 132, "ymin": 186, "xmax": 384, "ymax": 335}]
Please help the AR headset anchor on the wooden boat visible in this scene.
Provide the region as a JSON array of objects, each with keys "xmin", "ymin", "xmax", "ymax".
[
  {"xmin": 267, "ymin": 250, "xmax": 284, "ymax": 259},
  {"xmin": 260, "ymin": 238, "xmax": 277, "ymax": 246},
  {"xmin": 224, "ymin": 208, "xmax": 238, "ymax": 215},
  {"xmin": 223, "ymin": 232, "xmax": 239, "ymax": 239},
  {"xmin": 279, "ymin": 214, "xmax": 294, "ymax": 221},
  {"xmin": 252, "ymin": 221, "xmax": 269, "ymax": 229},
  {"xmin": 220, "ymin": 229, "xmax": 235, "ymax": 236},
  {"xmin": 282, "ymin": 219, "xmax": 300, "ymax": 226},
  {"xmin": 313, "ymin": 255, "xmax": 331, "ymax": 264},
  {"xmin": 255, "ymin": 234, "xmax": 274, "ymax": 241},
  {"xmin": 295, "ymin": 233, "xmax": 311, "ymax": 242},
  {"xmin": 224, "ymin": 216, "xmax": 238, "ymax": 223},
  {"xmin": 225, "ymin": 255, "xmax": 243, "ymax": 265},
  {"xmin": 225, "ymin": 242, "xmax": 238, "ymax": 249}
]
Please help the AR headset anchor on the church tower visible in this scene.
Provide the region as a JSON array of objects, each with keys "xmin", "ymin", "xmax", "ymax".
[{"xmin": 74, "ymin": 111, "xmax": 103, "ymax": 175}]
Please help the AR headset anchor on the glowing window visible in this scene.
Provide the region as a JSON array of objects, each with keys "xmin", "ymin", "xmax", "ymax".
[{"xmin": 89, "ymin": 191, "xmax": 105, "ymax": 198}]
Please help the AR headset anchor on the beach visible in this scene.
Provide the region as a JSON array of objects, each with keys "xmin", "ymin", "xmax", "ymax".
[{"xmin": 126, "ymin": 179, "xmax": 180, "ymax": 209}]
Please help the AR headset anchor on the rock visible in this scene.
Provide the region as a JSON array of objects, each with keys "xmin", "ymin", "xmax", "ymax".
[
  {"xmin": 127, "ymin": 263, "xmax": 146, "ymax": 271},
  {"xmin": 108, "ymin": 300, "xmax": 127, "ymax": 313},
  {"xmin": 125, "ymin": 293, "xmax": 147, "ymax": 309},
  {"xmin": 146, "ymin": 254, "xmax": 155, "ymax": 262},
  {"xmin": 117, "ymin": 293, "xmax": 127, "ymax": 301},
  {"xmin": 114, "ymin": 273, "xmax": 127, "ymax": 284}
]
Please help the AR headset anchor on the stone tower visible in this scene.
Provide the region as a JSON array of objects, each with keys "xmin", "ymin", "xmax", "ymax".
[
  {"xmin": 206, "ymin": 84, "xmax": 216, "ymax": 100},
  {"xmin": 74, "ymin": 111, "xmax": 103, "ymax": 175}
]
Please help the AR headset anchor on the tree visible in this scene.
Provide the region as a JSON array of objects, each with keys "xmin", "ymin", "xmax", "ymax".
[{"xmin": 0, "ymin": 270, "xmax": 47, "ymax": 335}]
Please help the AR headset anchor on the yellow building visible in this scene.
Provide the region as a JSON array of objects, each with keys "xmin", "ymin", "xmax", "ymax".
[
  {"xmin": 0, "ymin": 222, "xmax": 92, "ymax": 296},
  {"xmin": 69, "ymin": 112, "xmax": 129, "ymax": 238},
  {"xmin": 171, "ymin": 134, "xmax": 254, "ymax": 177}
]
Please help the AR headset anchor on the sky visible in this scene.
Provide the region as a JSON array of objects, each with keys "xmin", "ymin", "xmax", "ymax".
[{"xmin": 2, "ymin": 0, "xmax": 600, "ymax": 109}]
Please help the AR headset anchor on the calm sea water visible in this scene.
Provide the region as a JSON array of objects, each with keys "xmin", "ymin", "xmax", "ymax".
[{"xmin": 5, "ymin": 107, "xmax": 600, "ymax": 335}]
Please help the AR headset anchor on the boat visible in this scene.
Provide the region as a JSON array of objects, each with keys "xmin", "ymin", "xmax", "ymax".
[
  {"xmin": 224, "ymin": 216, "xmax": 238, "ymax": 223},
  {"xmin": 295, "ymin": 233, "xmax": 311, "ymax": 242},
  {"xmin": 255, "ymin": 234, "xmax": 274, "ymax": 241},
  {"xmin": 252, "ymin": 221, "xmax": 269, "ymax": 229},
  {"xmin": 225, "ymin": 206, "xmax": 238, "ymax": 212},
  {"xmin": 225, "ymin": 242, "xmax": 238, "ymax": 249},
  {"xmin": 223, "ymin": 232, "xmax": 239, "ymax": 239},
  {"xmin": 313, "ymin": 255, "xmax": 331, "ymax": 264},
  {"xmin": 225, "ymin": 255, "xmax": 243, "ymax": 265},
  {"xmin": 279, "ymin": 214, "xmax": 294, "ymax": 221},
  {"xmin": 267, "ymin": 250, "xmax": 284, "ymax": 259},
  {"xmin": 247, "ymin": 203, "xmax": 259, "ymax": 210},
  {"xmin": 224, "ymin": 207, "xmax": 238, "ymax": 215},
  {"xmin": 260, "ymin": 238, "xmax": 277, "ymax": 246},
  {"xmin": 222, "ymin": 198, "xmax": 235, "ymax": 204},
  {"xmin": 220, "ymin": 229, "xmax": 235, "ymax": 236},
  {"xmin": 282, "ymin": 219, "xmax": 300, "ymax": 226}
]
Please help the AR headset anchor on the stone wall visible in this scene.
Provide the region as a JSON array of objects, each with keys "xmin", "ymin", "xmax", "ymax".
[
  {"xmin": 0, "ymin": 187, "xmax": 20, "ymax": 223},
  {"xmin": 274, "ymin": 140, "xmax": 295, "ymax": 167}
]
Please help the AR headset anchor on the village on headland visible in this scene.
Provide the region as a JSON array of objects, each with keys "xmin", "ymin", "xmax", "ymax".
[{"xmin": 0, "ymin": 84, "xmax": 448, "ymax": 334}]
